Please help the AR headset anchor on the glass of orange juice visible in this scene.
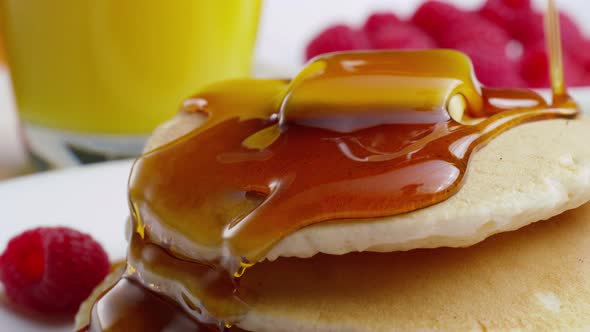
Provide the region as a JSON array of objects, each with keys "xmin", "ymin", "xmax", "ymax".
[{"xmin": 0, "ymin": 0, "xmax": 261, "ymax": 168}]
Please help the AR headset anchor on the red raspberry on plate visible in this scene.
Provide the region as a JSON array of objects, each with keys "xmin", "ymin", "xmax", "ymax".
[
  {"xmin": 558, "ymin": 12, "xmax": 585, "ymax": 54},
  {"xmin": 570, "ymin": 39, "xmax": 590, "ymax": 70},
  {"xmin": 362, "ymin": 12, "xmax": 401, "ymax": 36},
  {"xmin": 458, "ymin": 44, "xmax": 525, "ymax": 87},
  {"xmin": 370, "ymin": 23, "xmax": 436, "ymax": 50},
  {"xmin": 480, "ymin": 0, "xmax": 532, "ymax": 30},
  {"xmin": 0, "ymin": 227, "xmax": 110, "ymax": 314},
  {"xmin": 436, "ymin": 13, "xmax": 518, "ymax": 88},
  {"xmin": 411, "ymin": 0, "xmax": 467, "ymax": 40},
  {"xmin": 520, "ymin": 42, "xmax": 584, "ymax": 88},
  {"xmin": 305, "ymin": 24, "xmax": 369, "ymax": 61},
  {"xmin": 511, "ymin": 11, "xmax": 584, "ymax": 52},
  {"xmin": 437, "ymin": 14, "xmax": 511, "ymax": 51},
  {"xmin": 509, "ymin": 11, "xmax": 544, "ymax": 45}
]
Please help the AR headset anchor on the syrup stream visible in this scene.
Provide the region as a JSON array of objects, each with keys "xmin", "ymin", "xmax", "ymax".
[{"xmin": 545, "ymin": 0, "xmax": 566, "ymax": 99}]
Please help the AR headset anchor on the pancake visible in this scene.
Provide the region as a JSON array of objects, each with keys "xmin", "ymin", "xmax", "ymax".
[
  {"xmin": 77, "ymin": 200, "xmax": 590, "ymax": 331},
  {"xmin": 145, "ymin": 112, "xmax": 590, "ymax": 261},
  {"xmin": 237, "ymin": 202, "xmax": 590, "ymax": 332}
]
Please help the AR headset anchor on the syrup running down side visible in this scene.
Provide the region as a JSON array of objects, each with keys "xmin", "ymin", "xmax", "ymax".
[{"xmin": 85, "ymin": 5, "xmax": 579, "ymax": 329}]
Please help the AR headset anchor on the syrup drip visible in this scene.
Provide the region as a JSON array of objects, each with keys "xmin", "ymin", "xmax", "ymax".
[
  {"xmin": 86, "ymin": 277, "xmax": 247, "ymax": 332},
  {"xmin": 86, "ymin": 3, "xmax": 578, "ymax": 329}
]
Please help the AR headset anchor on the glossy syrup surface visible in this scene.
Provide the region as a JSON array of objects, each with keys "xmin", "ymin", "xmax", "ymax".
[
  {"xmin": 128, "ymin": 50, "xmax": 575, "ymax": 271},
  {"xmin": 87, "ymin": 47, "xmax": 578, "ymax": 330}
]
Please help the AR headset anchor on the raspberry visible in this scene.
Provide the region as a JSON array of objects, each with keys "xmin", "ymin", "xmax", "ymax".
[
  {"xmin": 509, "ymin": 11, "xmax": 544, "ymax": 45},
  {"xmin": 370, "ymin": 23, "xmax": 436, "ymax": 50},
  {"xmin": 458, "ymin": 44, "xmax": 525, "ymax": 87},
  {"xmin": 436, "ymin": 14, "xmax": 517, "ymax": 87},
  {"xmin": 305, "ymin": 25, "xmax": 369, "ymax": 61},
  {"xmin": 558, "ymin": 12, "xmax": 584, "ymax": 53},
  {"xmin": 580, "ymin": 73, "xmax": 590, "ymax": 86},
  {"xmin": 480, "ymin": 0, "xmax": 532, "ymax": 30},
  {"xmin": 411, "ymin": 1, "xmax": 467, "ymax": 40},
  {"xmin": 570, "ymin": 39, "xmax": 590, "ymax": 70},
  {"xmin": 362, "ymin": 12, "xmax": 401, "ymax": 36},
  {"xmin": 0, "ymin": 227, "xmax": 110, "ymax": 314},
  {"xmin": 510, "ymin": 11, "xmax": 584, "ymax": 52},
  {"xmin": 502, "ymin": 0, "xmax": 530, "ymax": 7},
  {"xmin": 437, "ymin": 14, "xmax": 511, "ymax": 51},
  {"xmin": 520, "ymin": 43, "xmax": 584, "ymax": 88}
]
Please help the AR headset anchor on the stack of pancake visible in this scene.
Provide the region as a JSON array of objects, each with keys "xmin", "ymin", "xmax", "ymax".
[
  {"xmin": 76, "ymin": 4, "xmax": 590, "ymax": 329},
  {"xmin": 77, "ymin": 110, "xmax": 590, "ymax": 331}
]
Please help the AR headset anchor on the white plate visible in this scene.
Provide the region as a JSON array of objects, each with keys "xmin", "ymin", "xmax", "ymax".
[{"xmin": 0, "ymin": 160, "xmax": 133, "ymax": 332}]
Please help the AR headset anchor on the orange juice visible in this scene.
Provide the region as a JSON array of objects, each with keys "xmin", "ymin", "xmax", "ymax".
[{"xmin": 0, "ymin": 0, "xmax": 261, "ymax": 134}]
